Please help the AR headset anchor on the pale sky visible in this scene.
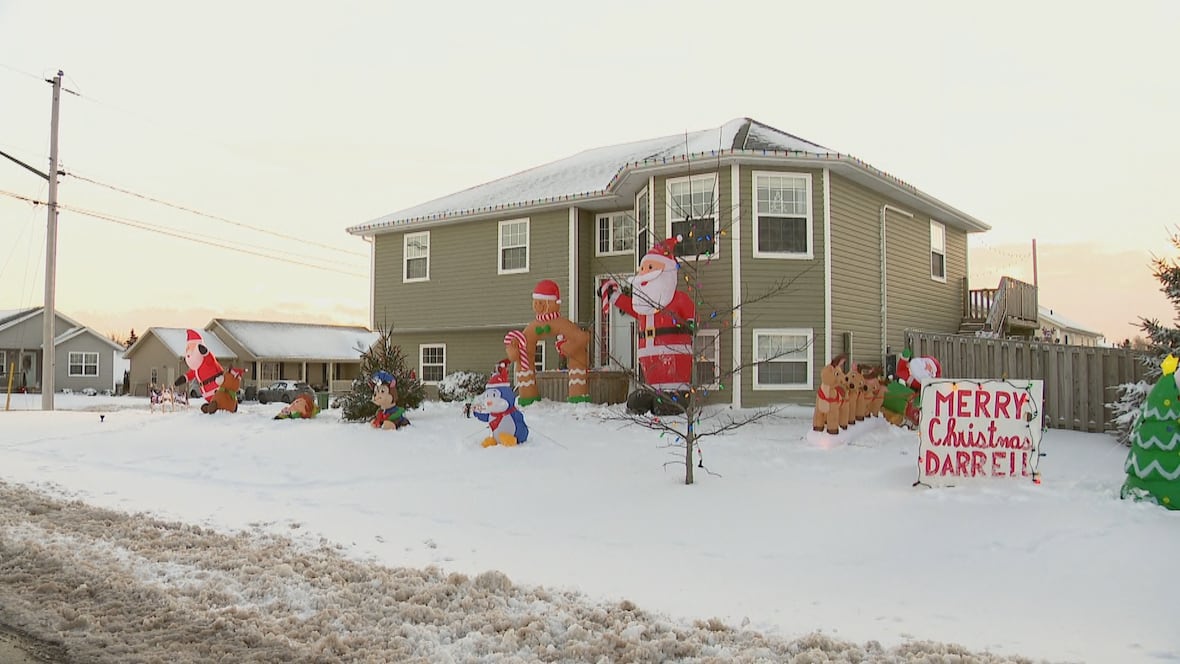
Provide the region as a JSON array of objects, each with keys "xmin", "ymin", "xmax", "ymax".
[{"xmin": 1, "ymin": 0, "xmax": 1176, "ymax": 344}]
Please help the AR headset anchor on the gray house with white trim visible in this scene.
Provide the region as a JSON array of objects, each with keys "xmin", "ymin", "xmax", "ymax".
[
  {"xmin": 0, "ymin": 307, "xmax": 125, "ymax": 393},
  {"xmin": 347, "ymin": 118, "xmax": 992, "ymax": 407}
]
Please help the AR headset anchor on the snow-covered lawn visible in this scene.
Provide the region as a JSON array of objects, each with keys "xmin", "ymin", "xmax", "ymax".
[{"xmin": 0, "ymin": 393, "xmax": 1176, "ymax": 662}]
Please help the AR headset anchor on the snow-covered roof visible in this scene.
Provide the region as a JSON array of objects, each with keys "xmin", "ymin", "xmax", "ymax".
[
  {"xmin": 0, "ymin": 307, "xmax": 117, "ymax": 349},
  {"xmin": 211, "ymin": 319, "xmax": 377, "ymax": 361},
  {"xmin": 56, "ymin": 326, "xmax": 124, "ymax": 351},
  {"xmin": 136, "ymin": 327, "xmax": 238, "ymax": 360},
  {"xmin": 1038, "ymin": 305, "xmax": 1102, "ymax": 337},
  {"xmin": 348, "ymin": 117, "xmax": 991, "ymax": 235},
  {"xmin": 0, "ymin": 308, "xmax": 37, "ymax": 325}
]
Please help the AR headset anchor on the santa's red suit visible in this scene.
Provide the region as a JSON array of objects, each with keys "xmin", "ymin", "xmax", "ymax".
[
  {"xmin": 180, "ymin": 329, "xmax": 225, "ymax": 402},
  {"xmin": 611, "ymin": 289, "xmax": 695, "ymax": 391}
]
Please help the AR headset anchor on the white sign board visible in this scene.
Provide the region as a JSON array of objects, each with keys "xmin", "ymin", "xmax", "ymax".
[{"xmin": 916, "ymin": 379, "xmax": 1044, "ymax": 487}]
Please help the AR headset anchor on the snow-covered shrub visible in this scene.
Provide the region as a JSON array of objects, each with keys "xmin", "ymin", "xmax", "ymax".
[
  {"xmin": 437, "ymin": 371, "xmax": 488, "ymax": 402},
  {"xmin": 1108, "ymin": 380, "xmax": 1151, "ymax": 446}
]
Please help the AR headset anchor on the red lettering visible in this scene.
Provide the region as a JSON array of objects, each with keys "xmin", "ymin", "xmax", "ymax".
[
  {"xmin": 971, "ymin": 451, "xmax": 986, "ymax": 477},
  {"xmin": 1014, "ymin": 391, "xmax": 1029, "ymax": 420},
  {"xmin": 956, "ymin": 389, "xmax": 970, "ymax": 417},
  {"xmin": 974, "ymin": 389, "xmax": 992, "ymax": 418},
  {"xmin": 956, "ymin": 451, "xmax": 970, "ymax": 476},
  {"xmin": 940, "ymin": 453, "xmax": 955, "ymax": 476},
  {"xmin": 924, "ymin": 450, "xmax": 942, "ymax": 475},
  {"xmin": 992, "ymin": 450, "xmax": 1007, "ymax": 476},
  {"xmin": 994, "ymin": 391, "xmax": 1011, "ymax": 418},
  {"xmin": 934, "ymin": 389, "xmax": 954, "ymax": 417}
]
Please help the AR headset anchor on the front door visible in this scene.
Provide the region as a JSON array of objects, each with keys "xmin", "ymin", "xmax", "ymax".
[
  {"xmin": 20, "ymin": 351, "xmax": 36, "ymax": 389},
  {"xmin": 595, "ymin": 275, "xmax": 635, "ymax": 371}
]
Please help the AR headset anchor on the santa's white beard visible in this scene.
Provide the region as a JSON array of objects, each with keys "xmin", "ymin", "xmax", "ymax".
[{"xmin": 629, "ymin": 268, "xmax": 676, "ymax": 314}]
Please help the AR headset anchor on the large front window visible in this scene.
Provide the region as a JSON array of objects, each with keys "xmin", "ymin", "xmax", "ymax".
[
  {"xmin": 498, "ymin": 219, "xmax": 529, "ymax": 274},
  {"xmin": 261, "ymin": 362, "xmax": 280, "ymax": 382},
  {"xmin": 930, "ymin": 220, "xmax": 946, "ymax": 281},
  {"xmin": 420, "ymin": 344, "xmax": 445, "ymax": 383},
  {"xmin": 596, "ymin": 212, "xmax": 634, "ymax": 255},
  {"xmin": 754, "ymin": 172, "xmax": 812, "ymax": 258},
  {"xmin": 404, "ymin": 231, "xmax": 429, "ymax": 282},
  {"xmin": 666, "ymin": 173, "xmax": 718, "ymax": 258},
  {"xmin": 68, "ymin": 351, "xmax": 98, "ymax": 377},
  {"xmin": 753, "ymin": 329, "xmax": 812, "ymax": 390}
]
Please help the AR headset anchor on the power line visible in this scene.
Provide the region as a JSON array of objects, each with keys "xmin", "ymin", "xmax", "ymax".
[
  {"xmin": 65, "ymin": 171, "xmax": 367, "ymax": 258},
  {"xmin": 0, "ymin": 189, "xmax": 367, "ymax": 278}
]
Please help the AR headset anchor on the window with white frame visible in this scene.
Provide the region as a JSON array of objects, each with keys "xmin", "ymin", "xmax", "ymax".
[
  {"xmin": 694, "ymin": 329, "xmax": 720, "ymax": 388},
  {"xmin": 404, "ymin": 231, "xmax": 429, "ymax": 282},
  {"xmin": 419, "ymin": 344, "xmax": 445, "ymax": 383},
  {"xmin": 150, "ymin": 367, "xmax": 158, "ymax": 385},
  {"xmin": 636, "ymin": 188, "xmax": 650, "ymax": 256},
  {"xmin": 0, "ymin": 350, "xmax": 6, "ymax": 375},
  {"xmin": 666, "ymin": 173, "xmax": 718, "ymax": 258},
  {"xmin": 68, "ymin": 351, "xmax": 98, "ymax": 377},
  {"xmin": 596, "ymin": 211, "xmax": 634, "ymax": 255},
  {"xmin": 498, "ymin": 218, "xmax": 529, "ymax": 274},
  {"xmin": 753, "ymin": 329, "xmax": 812, "ymax": 389},
  {"xmin": 930, "ymin": 220, "xmax": 946, "ymax": 281},
  {"xmin": 534, "ymin": 341, "xmax": 545, "ymax": 372},
  {"xmin": 754, "ymin": 172, "xmax": 812, "ymax": 258},
  {"xmin": 261, "ymin": 362, "xmax": 280, "ymax": 382}
]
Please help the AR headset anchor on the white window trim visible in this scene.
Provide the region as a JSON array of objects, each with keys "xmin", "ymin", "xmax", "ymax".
[
  {"xmin": 752, "ymin": 328, "xmax": 813, "ymax": 391},
  {"xmin": 498, "ymin": 218, "xmax": 530, "ymax": 275},
  {"xmin": 535, "ymin": 341, "xmax": 546, "ymax": 372},
  {"xmin": 695, "ymin": 329, "xmax": 721, "ymax": 389},
  {"xmin": 68, "ymin": 351, "xmax": 99, "ymax": 377},
  {"xmin": 403, "ymin": 231, "xmax": 430, "ymax": 283},
  {"xmin": 665, "ymin": 173, "xmax": 720, "ymax": 261},
  {"xmin": 930, "ymin": 219, "xmax": 947, "ymax": 283},
  {"xmin": 419, "ymin": 343, "xmax": 446, "ymax": 385},
  {"xmin": 0, "ymin": 350, "xmax": 6, "ymax": 375},
  {"xmin": 595, "ymin": 211, "xmax": 634, "ymax": 256},
  {"xmin": 752, "ymin": 171, "xmax": 813, "ymax": 260}
]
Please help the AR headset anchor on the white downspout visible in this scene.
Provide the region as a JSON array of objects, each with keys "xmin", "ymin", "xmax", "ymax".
[
  {"xmin": 568, "ymin": 207, "xmax": 578, "ymax": 324},
  {"xmin": 879, "ymin": 204, "xmax": 914, "ymax": 360},
  {"xmin": 730, "ymin": 163, "xmax": 741, "ymax": 408},
  {"xmin": 823, "ymin": 169, "xmax": 832, "ymax": 367}
]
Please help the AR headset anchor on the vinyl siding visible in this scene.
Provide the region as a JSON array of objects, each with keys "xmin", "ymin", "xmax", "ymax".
[
  {"xmin": 56, "ymin": 333, "xmax": 115, "ymax": 392},
  {"xmin": 388, "ymin": 329, "xmax": 518, "ymax": 398},
  {"xmin": 373, "ymin": 209, "xmax": 571, "ymax": 331},
  {"xmin": 736, "ymin": 167, "xmax": 826, "ymax": 408},
  {"xmin": 829, "ymin": 175, "xmax": 966, "ymax": 361},
  {"xmin": 126, "ymin": 335, "xmax": 186, "ymax": 396}
]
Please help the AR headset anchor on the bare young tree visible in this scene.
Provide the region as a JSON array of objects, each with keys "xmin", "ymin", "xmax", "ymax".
[{"xmin": 594, "ymin": 186, "xmax": 815, "ymax": 485}]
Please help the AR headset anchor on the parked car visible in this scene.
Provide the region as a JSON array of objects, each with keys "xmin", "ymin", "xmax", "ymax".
[{"xmin": 257, "ymin": 380, "xmax": 314, "ymax": 404}]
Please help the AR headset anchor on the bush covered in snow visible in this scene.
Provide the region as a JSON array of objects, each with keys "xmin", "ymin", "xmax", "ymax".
[{"xmin": 437, "ymin": 370, "xmax": 489, "ymax": 402}]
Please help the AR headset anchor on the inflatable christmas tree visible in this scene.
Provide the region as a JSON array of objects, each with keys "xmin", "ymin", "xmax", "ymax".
[{"xmin": 1122, "ymin": 355, "xmax": 1180, "ymax": 509}]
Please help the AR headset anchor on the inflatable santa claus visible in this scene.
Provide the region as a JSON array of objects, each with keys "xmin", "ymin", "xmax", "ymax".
[
  {"xmin": 174, "ymin": 328, "xmax": 225, "ymax": 404},
  {"xmin": 599, "ymin": 236, "xmax": 696, "ymax": 415}
]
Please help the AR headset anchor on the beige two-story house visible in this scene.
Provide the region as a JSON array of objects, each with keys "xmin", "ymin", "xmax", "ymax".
[{"xmin": 347, "ymin": 118, "xmax": 990, "ymax": 407}]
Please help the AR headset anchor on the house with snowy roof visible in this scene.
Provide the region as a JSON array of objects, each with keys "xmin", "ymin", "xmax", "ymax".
[
  {"xmin": 123, "ymin": 320, "xmax": 378, "ymax": 398},
  {"xmin": 0, "ymin": 306, "xmax": 124, "ymax": 394},
  {"xmin": 1037, "ymin": 305, "xmax": 1105, "ymax": 347},
  {"xmin": 204, "ymin": 319, "xmax": 377, "ymax": 393},
  {"xmin": 347, "ymin": 117, "xmax": 1001, "ymax": 407}
]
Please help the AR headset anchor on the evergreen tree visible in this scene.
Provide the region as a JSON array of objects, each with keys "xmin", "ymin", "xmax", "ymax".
[
  {"xmin": 1122, "ymin": 355, "xmax": 1180, "ymax": 508},
  {"xmin": 339, "ymin": 322, "xmax": 425, "ymax": 422},
  {"xmin": 1110, "ymin": 227, "xmax": 1180, "ymax": 445},
  {"xmin": 126, "ymin": 328, "xmax": 138, "ymax": 349}
]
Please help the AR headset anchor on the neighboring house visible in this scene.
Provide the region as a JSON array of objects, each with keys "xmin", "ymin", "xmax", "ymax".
[
  {"xmin": 123, "ymin": 327, "xmax": 239, "ymax": 397},
  {"xmin": 204, "ymin": 319, "xmax": 377, "ymax": 393},
  {"xmin": 0, "ymin": 307, "xmax": 124, "ymax": 393},
  {"xmin": 346, "ymin": 117, "xmax": 993, "ymax": 407},
  {"xmin": 1038, "ymin": 305, "xmax": 1105, "ymax": 347}
]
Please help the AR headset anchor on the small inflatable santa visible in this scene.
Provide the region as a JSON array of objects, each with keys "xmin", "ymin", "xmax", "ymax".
[
  {"xmin": 599, "ymin": 236, "xmax": 696, "ymax": 415},
  {"xmin": 175, "ymin": 329, "xmax": 225, "ymax": 404}
]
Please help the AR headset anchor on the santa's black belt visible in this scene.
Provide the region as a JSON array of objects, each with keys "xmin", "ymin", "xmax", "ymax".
[
  {"xmin": 644, "ymin": 326, "xmax": 691, "ymax": 338},
  {"xmin": 200, "ymin": 370, "xmax": 224, "ymax": 386}
]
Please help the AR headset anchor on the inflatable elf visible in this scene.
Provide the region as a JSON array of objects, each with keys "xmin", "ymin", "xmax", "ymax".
[{"xmin": 1122, "ymin": 354, "xmax": 1180, "ymax": 509}]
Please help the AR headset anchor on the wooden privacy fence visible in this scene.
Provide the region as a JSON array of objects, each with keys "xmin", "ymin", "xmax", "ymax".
[{"xmin": 904, "ymin": 330, "xmax": 1147, "ymax": 433}]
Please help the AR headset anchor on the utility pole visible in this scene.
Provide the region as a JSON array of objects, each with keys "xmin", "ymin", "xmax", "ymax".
[{"xmin": 42, "ymin": 70, "xmax": 63, "ymax": 411}]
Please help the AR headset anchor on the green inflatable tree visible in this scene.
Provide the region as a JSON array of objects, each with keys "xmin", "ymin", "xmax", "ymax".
[{"xmin": 1122, "ymin": 354, "xmax": 1180, "ymax": 509}]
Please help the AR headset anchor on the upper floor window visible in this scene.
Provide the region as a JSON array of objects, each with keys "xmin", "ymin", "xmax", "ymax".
[
  {"xmin": 68, "ymin": 351, "xmax": 99, "ymax": 377},
  {"xmin": 930, "ymin": 220, "xmax": 946, "ymax": 282},
  {"xmin": 694, "ymin": 329, "xmax": 720, "ymax": 388},
  {"xmin": 753, "ymin": 172, "xmax": 812, "ymax": 259},
  {"xmin": 753, "ymin": 329, "xmax": 812, "ymax": 390},
  {"xmin": 666, "ymin": 173, "xmax": 718, "ymax": 259},
  {"xmin": 596, "ymin": 212, "xmax": 634, "ymax": 256},
  {"xmin": 404, "ymin": 231, "xmax": 429, "ymax": 282},
  {"xmin": 499, "ymin": 218, "xmax": 530, "ymax": 274},
  {"xmin": 419, "ymin": 344, "xmax": 445, "ymax": 384}
]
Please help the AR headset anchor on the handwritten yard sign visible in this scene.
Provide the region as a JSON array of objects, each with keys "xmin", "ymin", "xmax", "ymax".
[{"xmin": 917, "ymin": 379, "xmax": 1044, "ymax": 487}]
